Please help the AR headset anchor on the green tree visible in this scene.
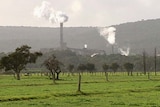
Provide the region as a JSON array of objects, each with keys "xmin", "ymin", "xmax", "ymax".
[
  {"xmin": 86, "ymin": 63, "xmax": 95, "ymax": 73},
  {"xmin": 124, "ymin": 62, "xmax": 134, "ymax": 76},
  {"xmin": 0, "ymin": 45, "xmax": 42, "ymax": 80},
  {"xmin": 110, "ymin": 63, "xmax": 120, "ymax": 73},
  {"xmin": 102, "ymin": 63, "xmax": 109, "ymax": 71},
  {"xmin": 77, "ymin": 64, "xmax": 86, "ymax": 72},
  {"xmin": 43, "ymin": 54, "xmax": 62, "ymax": 84}
]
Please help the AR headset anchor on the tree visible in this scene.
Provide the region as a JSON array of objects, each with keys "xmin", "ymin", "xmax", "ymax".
[
  {"xmin": 0, "ymin": 45, "xmax": 42, "ymax": 80},
  {"xmin": 67, "ymin": 64, "xmax": 74, "ymax": 75},
  {"xmin": 102, "ymin": 63, "xmax": 109, "ymax": 71},
  {"xmin": 77, "ymin": 64, "xmax": 86, "ymax": 72},
  {"xmin": 43, "ymin": 54, "xmax": 62, "ymax": 84},
  {"xmin": 110, "ymin": 63, "xmax": 120, "ymax": 73},
  {"xmin": 154, "ymin": 48, "xmax": 157, "ymax": 76},
  {"xmin": 143, "ymin": 50, "xmax": 146, "ymax": 75},
  {"xmin": 124, "ymin": 62, "xmax": 134, "ymax": 76},
  {"xmin": 102, "ymin": 63, "xmax": 109, "ymax": 81},
  {"xmin": 86, "ymin": 63, "xmax": 95, "ymax": 73}
]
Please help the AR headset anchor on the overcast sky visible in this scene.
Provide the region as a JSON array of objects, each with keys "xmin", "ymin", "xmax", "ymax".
[{"xmin": 1, "ymin": 0, "xmax": 160, "ymax": 27}]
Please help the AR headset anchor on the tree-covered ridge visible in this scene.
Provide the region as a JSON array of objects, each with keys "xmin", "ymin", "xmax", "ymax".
[
  {"xmin": 0, "ymin": 18, "xmax": 160, "ymax": 53},
  {"xmin": 25, "ymin": 49, "xmax": 159, "ymax": 72}
]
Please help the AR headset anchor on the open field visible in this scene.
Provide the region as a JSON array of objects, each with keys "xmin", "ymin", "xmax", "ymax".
[{"xmin": 1, "ymin": 72, "xmax": 160, "ymax": 107}]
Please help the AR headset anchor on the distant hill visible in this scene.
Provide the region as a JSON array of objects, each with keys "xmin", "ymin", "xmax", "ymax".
[
  {"xmin": 115, "ymin": 19, "xmax": 160, "ymax": 54},
  {"xmin": 0, "ymin": 18, "xmax": 160, "ymax": 54}
]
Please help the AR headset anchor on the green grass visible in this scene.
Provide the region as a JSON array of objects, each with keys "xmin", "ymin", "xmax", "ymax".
[{"xmin": 1, "ymin": 72, "xmax": 160, "ymax": 107}]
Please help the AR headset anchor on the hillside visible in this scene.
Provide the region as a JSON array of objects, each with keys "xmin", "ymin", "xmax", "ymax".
[
  {"xmin": 116, "ymin": 19, "xmax": 160, "ymax": 54},
  {"xmin": 0, "ymin": 19, "xmax": 160, "ymax": 54}
]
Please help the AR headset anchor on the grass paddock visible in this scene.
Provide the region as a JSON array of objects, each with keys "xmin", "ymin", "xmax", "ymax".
[{"xmin": 0, "ymin": 72, "xmax": 160, "ymax": 107}]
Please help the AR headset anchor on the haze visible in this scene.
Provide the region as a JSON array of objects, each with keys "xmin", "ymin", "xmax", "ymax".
[{"xmin": 0, "ymin": 0, "xmax": 160, "ymax": 27}]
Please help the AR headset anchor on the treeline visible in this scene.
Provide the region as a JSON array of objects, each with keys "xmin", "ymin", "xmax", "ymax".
[
  {"xmin": 25, "ymin": 49, "xmax": 159, "ymax": 73},
  {"xmin": 1, "ymin": 49, "xmax": 160, "ymax": 74},
  {"xmin": 1, "ymin": 45, "xmax": 160, "ymax": 82}
]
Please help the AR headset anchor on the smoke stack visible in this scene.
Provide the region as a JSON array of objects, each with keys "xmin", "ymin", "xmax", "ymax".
[
  {"xmin": 60, "ymin": 23, "xmax": 64, "ymax": 49},
  {"xmin": 34, "ymin": 1, "xmax": 69, "ymax": 50}
]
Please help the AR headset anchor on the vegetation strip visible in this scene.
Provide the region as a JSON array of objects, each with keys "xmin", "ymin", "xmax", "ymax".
[
  {"xmin": 0, "ymin": 91, "xmax": 105, "ymax": 102},
  {"xmin": 0, "ymin": 95, "xmax": 50, "ymax": 102}
]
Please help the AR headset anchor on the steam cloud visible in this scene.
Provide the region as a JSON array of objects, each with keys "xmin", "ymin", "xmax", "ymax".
[
  {"xmin": 119, "ymin": 47, "xmax": 130, "ymax": 56},
  {"xmin": 91, "ymin": 53, "xmax": 99, "ymax": 57},
  {"xmin": 84, "ymin": 44, "xmax": 88, "ymax": 49},
  {"xmin": 99, "ymin": 26, "xmax": 131, "ymax": 55},
  {"xmin": 99, "ymin": 27, "xmax": 116, "ymax": 45},
  {"xmin": 34, "ymin": 1, "xmax": 68, "ymax": 24}
]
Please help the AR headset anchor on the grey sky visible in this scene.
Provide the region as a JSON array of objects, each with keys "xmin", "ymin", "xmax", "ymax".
[{"xmin": 0, "ymin": 0, "xmax": 160, "ymax": 27}]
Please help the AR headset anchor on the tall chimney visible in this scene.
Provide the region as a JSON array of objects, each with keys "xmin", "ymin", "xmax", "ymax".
[{"xmin": 60, "ymin": 23, "xmax": 63, "ymax": 49}]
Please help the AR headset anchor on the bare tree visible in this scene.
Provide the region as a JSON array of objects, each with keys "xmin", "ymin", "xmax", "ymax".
[{"xmin": 43, "ymin": 54, "xmax": 62, "ymax": 84}]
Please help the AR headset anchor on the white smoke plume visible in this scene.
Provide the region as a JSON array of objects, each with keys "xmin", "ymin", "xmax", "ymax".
[
  {"xmin": 34, "ymin": 1, "xmax": 68, "ymax": 24},
  {"xmin": 99, "ymin": 27, "xmax": 116, "ymax": 45},
  {"xmin": 119, "ymin": 47, "xmax": 130, "ymax": 56},
  {"xmin": 84, "ymin": 44, "xmax": 88, "ymax": 49},
  {"xmin": 34, "ymin": 1, "xmax": 52, "ymax": 19},
  {"xmin": 91, "ymin": 53, "xmax": 99, "ymax": 57},
  {"xmin": 99, "ymin": 27, "xmax": 131, "ymax": 55},
  {"xmin": 49, "ymin": 11, "xmax": 68, "ymax": 24}
]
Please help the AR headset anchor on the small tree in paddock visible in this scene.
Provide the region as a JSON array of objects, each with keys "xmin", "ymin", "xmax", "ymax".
[
  {"xmin": 0, "ymin": 45, "xmax": 42, "ymax": 80},
  {"xmin": 67, "ymin": 64, "xmax": 74, "ymax": 76},
  {"xmin": 102, "ymin": 63, "xmax": 109, "ymax": 81},
  {"xmin": 110, "ymin": 63, "xmax": 120, "ymax": 73},
  {"xmin": 86, "ymin": 63, "xmax": 95, "ymax": 74},
  {"xmin": 102, "ymin": 63, "xmax": 109, "ymax": 71},
  {"xmin": 43, "ymin": 54, "xmax": 62, "ymax": 84},
  {"xmin": 77, "ymin": 64, "xmax": 86, "ymax": 74},
  {"xmin": 124, "ymin": 62, "xmax": 134, "ymax": 76}
]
